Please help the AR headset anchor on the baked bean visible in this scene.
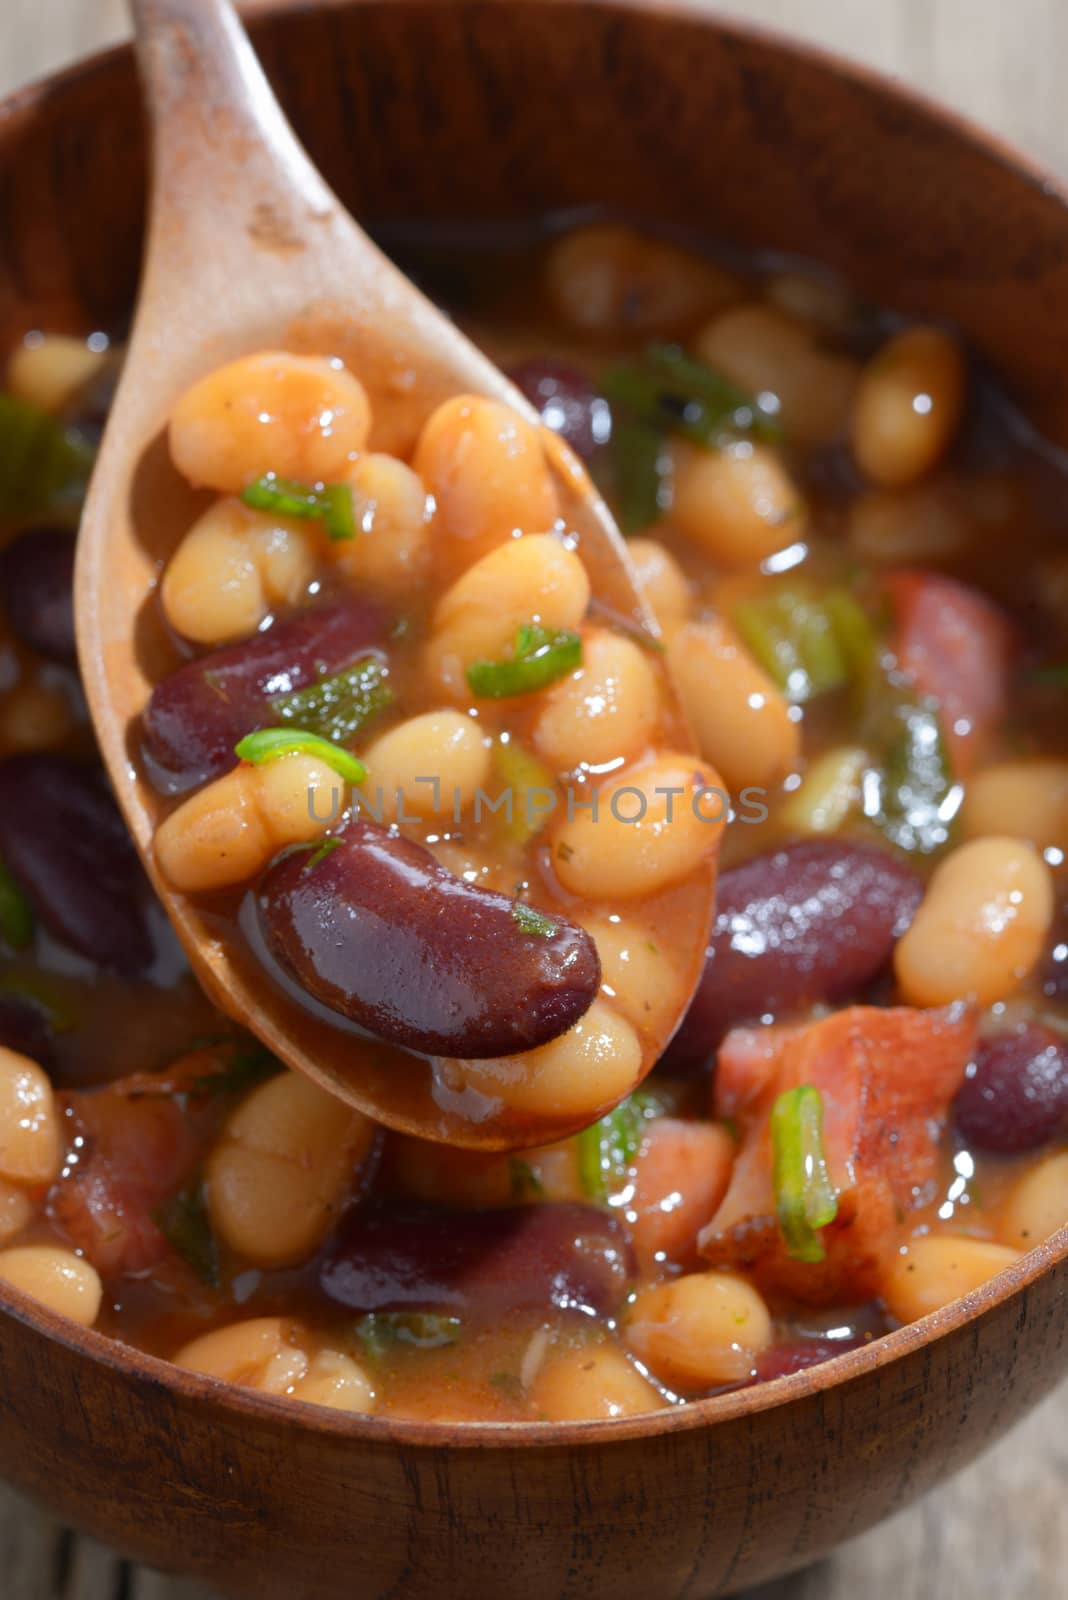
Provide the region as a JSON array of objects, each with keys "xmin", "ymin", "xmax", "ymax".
[
  {"xmin": 205, "ymin": 1071, "xmax": 374, "ymax": 1268},
  {"xmin": 427, "ymin": 533, "xmax": 590, "ymax": 698},
  {"xmin": 581, "ymin": 916, "xmax": 685, "ymax": 1036},
  {"xmin": 154, "ymin": 753, "xmax": 345, "ymax": 892},
  {"xmin": 333, "ymin": 454, "xmax": 433, "ymax": 594},
  {"xmin": 0, "ymin": 1244, "xmax": 102, "ymax": 1326},
  {"xmin": 258, "ymin": 820, "xmax": 601, "ymax": 1058},
  {"xmin": 667, "ymin": 619, "xmax": 800, "ymax": 792},
  {"xmin": 0, "ymin": 1178, "xmax": 34, "ymax": 1245},
  {"xmin": 455, "ymin": 999, "xmax": 642, "ymax": 1119},
  {"xmin": 694, "ymin": 304, "xmax": 858, "ymax": 449},
  {"xmin": 0, "ymin": 677, "xmax": 74, "ymax": 752},
  {"xmin": 169, "ymin": 352, "xmax": 372, "ymax": 494},
  {"xmin": 962, "ymin": 761, "xmax": 1068, "ymax": 853},
  {"xmin": 362, "ymin": 710, "xmax": 490, "ymax": 822},
  {"xmin": 176, "ymin": 1317, "xmax": 375, "ymax": 1412},
  {"xmin": 894, "ymin": 838, "xmax": 1054, "ymax": 1007},
  {"xmin": 670, "ymin": 439, "xmax": 807, "ymax": 569},
  {"xmin": 0, "ymin": 1046, "xmax": 60, "ymax": 1186},
  {"xmin": 544, "ymin": 224, "xmax": 740, "ymax": 335},
  {"xmin": 413, "ymin": 395, "xmax": 559, "ymax": 565},
  {"xmin": 161, "ymin": 498, "xmax": 317, "ymax": 645},
  {"xmin": 531, "ymin": 1343, "xmax": 665, "ymax": 1420},
  {"xmin": 1000, "ymin": 1152, "xmax": 1068, "ymax": 1250},
  {"xmin": 848, "ymin": 481, "xmax": 970, "ymax": 566},
  {"xmin": 531, "ymin": 628, "xmax": 660, "ymax": 773},
  {"xmin": 295, "ymin": 1349, "xmax": 377, "ymax": 1414},
  {"xmin": 626, "ymin": 538, "xmax": 692, "ymax": 634},
  {"xmin": 6, "ymin": 334, "xmax": 111, "ymax": 414},
  {"xmin": 177, "ymin": 1317, "xmax": 310, "ymax": 1392},
  {"xmin": 765, "ymin": 272, "xmax": 857, "ymax": 333},
  {"xmin": 851, "ymin": 327, "xmax": 965, "ymax": 488},
  {"xmin": 625, "ymin": 1271, "xmax": 773, "ymax": 1389},
  {"xmin": 552, "ymin": 754, "xmax": 725, "ymax": 902},
  {"xmin": 882, "ymin": 1236, "xmax": 1020, "ymax": 1324}
]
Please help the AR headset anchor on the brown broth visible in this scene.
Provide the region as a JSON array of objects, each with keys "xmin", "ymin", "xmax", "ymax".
[{"xmin": 0, "ymin": 217, "xmax": 1066, "ymax": 1421}]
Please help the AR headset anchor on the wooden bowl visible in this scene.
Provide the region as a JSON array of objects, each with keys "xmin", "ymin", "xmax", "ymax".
[{"xmin": 1, "ymin": 4, "xmax": 1067, "ymax": 1595}]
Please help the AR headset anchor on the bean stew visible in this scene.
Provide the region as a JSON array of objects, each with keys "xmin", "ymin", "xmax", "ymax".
[{"xmin": 0, "ymin": 222, "xmax": 1066, "ymax": 1423}]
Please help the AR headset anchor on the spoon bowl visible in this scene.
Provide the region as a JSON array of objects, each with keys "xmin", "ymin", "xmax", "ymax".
[{"xmin": 74, "ymin": 0, "xmax": 716, "ymax": 1147}]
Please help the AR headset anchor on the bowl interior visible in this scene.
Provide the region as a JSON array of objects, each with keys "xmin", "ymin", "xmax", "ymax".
[{"xmin": 0, "ymin": 0, "xmax": 1066, "ymax": 1454}]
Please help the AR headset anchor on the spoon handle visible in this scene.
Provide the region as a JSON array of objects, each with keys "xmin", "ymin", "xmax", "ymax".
[{"xmin": 129, "ymin": 0, "xmax": 338, "ymax": 302}]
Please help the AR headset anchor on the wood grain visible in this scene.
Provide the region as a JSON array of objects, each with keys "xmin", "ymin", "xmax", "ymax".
[{"xmin": 1, "ymin": 4, "xmax": 1066, "ymax": 1599}]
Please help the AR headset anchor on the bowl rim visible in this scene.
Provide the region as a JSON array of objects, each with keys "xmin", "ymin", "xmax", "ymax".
[{"xmin": 2, "ymin": 0, "xmax": 1068, "ymax": 1451}]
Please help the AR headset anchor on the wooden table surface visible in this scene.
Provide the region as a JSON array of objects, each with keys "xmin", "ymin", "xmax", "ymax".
[{"xmin": 2, "ymin": 2, "xmax": 1067, "ymax": 1597}]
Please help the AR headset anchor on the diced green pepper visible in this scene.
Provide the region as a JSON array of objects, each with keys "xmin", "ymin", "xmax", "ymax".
[
  {"xmin": 234, "ymin": 727, "xmax": 366, "ymax": 785},
  {"xmin": 241, "ymin": 472, "xmax": 356, "ymax": 541},
  {"xmin": 771, "ymin": 1085, "xmax": 838, "ymax": 1264},
  {"xmin": 467, "ymin": 625, "xmax": 582, "ymax": 699}
]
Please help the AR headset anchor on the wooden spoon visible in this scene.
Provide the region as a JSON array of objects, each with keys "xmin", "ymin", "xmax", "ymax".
[{"xmin": 75, "ymin": 0, "xmax": 715, "ymax": 1148}]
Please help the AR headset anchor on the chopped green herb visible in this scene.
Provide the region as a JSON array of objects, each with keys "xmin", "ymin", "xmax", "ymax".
[
  {"xmin": 353, "ymin": 1311, "xmax": 463, "ymax": 1362},
  {"xmin": 490, "ymin": 1371, "xmax": 524, "ymax": 1400},
  {"xmin": 192, "ymin": 1045, "xmax": 282, "ymax": 1099},
  {"xmin": 733, "ymin": 581, "xmax": 878, "ymax": 703},
  {"xmin": 467, "ymin": 624, "xmax": 582, "ymax": 700},
  {"xmin": 270, "ymin": 655, "xmax": 393, "ymax": 746},
  {"xmin": 508, "ymin": 1157, "xmax": 546, "ymax": 1200},
  {"xmin": 241, "ymin": 472, "xmax": 356, "ymax": 541},
  {"xmin": 235, "ymin": 726, "xmax": 366, "ymax": 784},
  {"xmin": 577, "ymin": 1090, "xmax": 663, "ymax": 1201},
  {"xmin": 770, "ymin": 1085, "xmax": 838, "ymax": 1264},
  {"xmin": 154, "ymin": 1182, "xmax": 220, "ymax": 1286},
  {"xmin": 0, "ymin": 859, "xmax": 34, "ymax": 950},
  {"xmin": 862, "ymin": 693, "xmax": 958, "ymax": 855},
  {"xmin": 0, "ymin": 393, "xmax": 96, "ymax": 521},
  {"xmin": 601, "ymin": 344, "xmax": 780, "ymax": 452},
  {"xmin": 511, "ymin": 901, "xmax": 559, "ymax": 939},
  {"xmin": 304, "ymin": 836, "xmax": 344, "ymax": 871},
  {"xmin": 596, "ymin": 412, "xmax": 668, "ymax": 535},
  {"xmin": 595, "ymin": 341, "xmax": 781, "ymax": 535}
]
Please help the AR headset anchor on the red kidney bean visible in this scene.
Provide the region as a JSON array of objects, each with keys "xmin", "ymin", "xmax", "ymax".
[
  {"xmin": 0, "ymin": 754, "xmax": 154, "ymax": 975},
  {"xmin": 507, "ymin": 359, "xmax": 610, "ymax": 461},
  {"xmin": 666, "ymin": 838, "xmax": 923, "ymax": 1071},
  {"xmin": 257, "ymin": 820, "xmax": 600, "ymax": 1057},
  {"xmin": 753, "ymin": 1335, "xmax": 867, "ymax": 1384},
  {"xmin": 0, "ymin": 995, "xmax": 56, "ymax": 1071},
  {"xmin": 320, "ymin": 1202, "xmax": 633, "ymax": 1319},
  {"xmin": 0, "ymin": 527, "xmax": 76, "ymax": 663},
  {"xmin": 141, "ymin": 597, "xmax": 385, "ymax": 794},
  {"xmin": 954, "ymin": 1024, "xmax": 1068, "ymax": 1154}
]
